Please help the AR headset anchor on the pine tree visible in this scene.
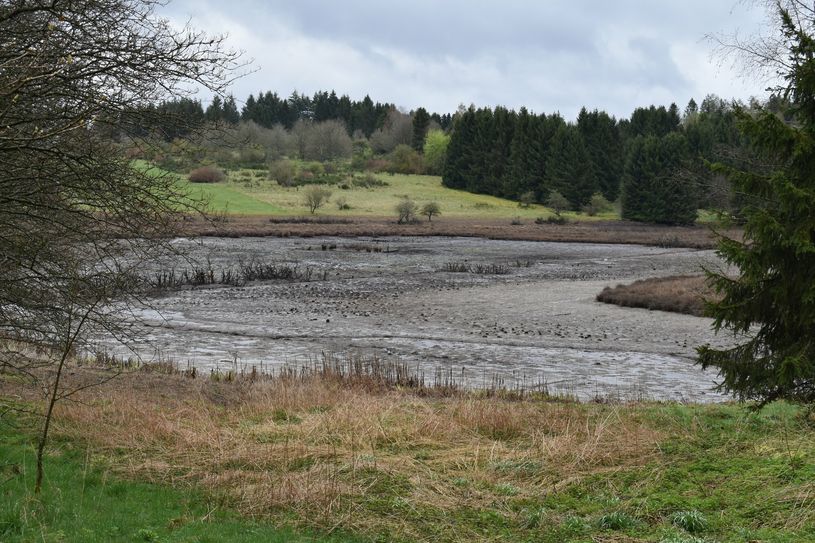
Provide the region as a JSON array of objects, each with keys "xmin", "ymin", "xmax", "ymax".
[{"xmin": 698, "ymin": 4, "xmax": 815, "ymax": 405}]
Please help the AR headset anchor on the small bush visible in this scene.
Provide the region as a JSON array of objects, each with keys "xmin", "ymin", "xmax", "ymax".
[
  {"xmin": 583, "ymin": 192, "xmax": 613, "ymax": 216},
  {"xmin": 188, "ymin": 166, "xmax": 225, "ymax": 183}
]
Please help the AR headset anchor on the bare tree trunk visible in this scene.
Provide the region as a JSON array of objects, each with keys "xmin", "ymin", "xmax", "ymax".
[{"xmin": 35, "ymin": 308, "xmax": 92, "ymax": 494}]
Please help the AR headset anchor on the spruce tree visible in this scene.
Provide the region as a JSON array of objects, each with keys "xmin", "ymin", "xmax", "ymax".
[
  {"xmin": 544, "ymin": 124, "xmax": 598, "ymax": 208},
  {"xmin": 503, "ymin": 108, "xmax": 539, "ymax": 199},
  {"xmin": 577, "ymin": 108, "xmax": 623, "ymax": 201},
  {"xmin": 698, "ymin": 4, "xmax": 815, "ymax": 405},
  {"xmin": 411, "ymin": 107, "xmax": 431, "ymax": 151},
  {"xmin": 621, "ymin": 133, "xmax": 696, "ymax": 225},
  {"xmin": 222, "ymin": 95, "xmax": 240, "ymax": 124},
  {"xmin": 442, "ymin": 107, "xmax": 476, "ymax": 190}
]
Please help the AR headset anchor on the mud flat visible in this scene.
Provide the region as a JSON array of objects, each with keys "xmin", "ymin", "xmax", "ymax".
[{"xmin": 109, "ymin": 236, "xmax": 733, "ymax": 402}]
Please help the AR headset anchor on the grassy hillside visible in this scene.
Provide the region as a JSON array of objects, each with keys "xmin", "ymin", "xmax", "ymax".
[{"xmin": 175, "ymin": 166, "xmax": 618, "ymax": 220}]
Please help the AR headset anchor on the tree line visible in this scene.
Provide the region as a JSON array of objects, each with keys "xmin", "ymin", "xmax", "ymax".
[
  {"xmin": 443, "ymin": 96, "xmax": 744, "ymax": 225},
  {"xmin": 141, "ymin": 90, "xmax": 453, "ymax": 141}
]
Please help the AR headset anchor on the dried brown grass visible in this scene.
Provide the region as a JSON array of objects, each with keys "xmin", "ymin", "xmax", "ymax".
[
  {"xmin": 183, "ymin": 215, "xmax": 738, "ymax": 249},
  {"xmin": 42, "ymin": 367, "xmax": 663, "ymax": 535},
  {"xmin": 596, "ymin": 274, "xmax": 716, "ymax": 317}
]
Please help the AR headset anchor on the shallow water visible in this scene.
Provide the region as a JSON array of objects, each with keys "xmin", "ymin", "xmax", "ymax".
[{"xmin": 102, "ymin": 236, "xmax": 732, "ymax": 402}]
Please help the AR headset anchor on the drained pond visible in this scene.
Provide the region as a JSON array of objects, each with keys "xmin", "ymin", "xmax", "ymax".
[{"xmin": 105, "ymin": 236, "xmax": 732, "ymax": 402}]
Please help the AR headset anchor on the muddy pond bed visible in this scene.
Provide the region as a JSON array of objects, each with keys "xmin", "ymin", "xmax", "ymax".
[{"xmin": 105, "ymin": 236, "xmax": 733, "ymax": 402}]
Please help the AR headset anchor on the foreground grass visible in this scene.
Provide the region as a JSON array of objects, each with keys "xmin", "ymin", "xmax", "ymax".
[
  {"xmin": 4, "ymin": 367, "xmax": 815, "ymax": 542},
  {"xmin": 0, "ymin": 421, "xmax": 357, "ymax": 542}
]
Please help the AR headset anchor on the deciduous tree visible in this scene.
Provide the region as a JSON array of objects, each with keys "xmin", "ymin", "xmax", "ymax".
[{"xmin": 0, "ymin": 0, "xmax": 242, "ymax": 492}]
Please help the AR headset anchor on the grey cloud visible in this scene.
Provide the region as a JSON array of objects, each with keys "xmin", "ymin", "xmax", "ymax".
[{"xmin": 166, "ymin": 0, "xmax": 769, "ymax": 119}]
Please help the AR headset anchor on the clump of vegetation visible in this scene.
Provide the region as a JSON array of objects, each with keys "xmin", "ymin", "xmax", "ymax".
[
  {"xmin": 670, "ymin": 510, "xmax": 708, "ymax": 534},
  {"xmin": 598, "ymin": 511, "xmax": 637, "ymax": 530},
  {"xmin": 441, "ymin": 262, "xmax": 510, "ymax": 275},
  {"xmin": 352, "ymin": 173, "xmax": 389, "ymax": 188},
  {"xmin": 149, "ymin": 261, "xmax": 321, "ymax": 289},
  {"xmin": 304, "ymin": 186, "xmax": 332, "ymax": 214},
  {"xmin": 596, "ymin": 275, "xmax": 713, "ymax": 316},
  {"xmin": 188, "ymin": 165, "xmax": 226, "ymax": 183}
]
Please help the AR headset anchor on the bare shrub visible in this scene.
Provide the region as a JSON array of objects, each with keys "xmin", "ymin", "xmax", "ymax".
[
  {"xmin": 395, "ymin": 197, "xmax": 418, "ymax": 224},
  {"xmin": 268, "ymin": 159, "xmax": 296, "ymax": 186},
  {"xmin": 304, "ymin": 186, "xmax": 332, "ymax": 214},
  {"xmin": 189, "ymin": 165, "xmax": 226, "ymax": 183}
]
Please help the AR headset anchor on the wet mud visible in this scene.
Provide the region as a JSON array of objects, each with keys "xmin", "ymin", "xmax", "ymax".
[{"xmin": 109, "ymin": 236, "xmax": 733, "ymax": 402}]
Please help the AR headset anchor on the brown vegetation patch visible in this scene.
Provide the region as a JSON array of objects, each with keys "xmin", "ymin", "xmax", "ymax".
[
  {"xmin": 596, "ymin": 274, "xmax": 716, "ymax": 316},
  {"xmin": 181, "ymin": 215, "xmax": 740, "ymax": 249},
  {"xmin": 31, "ymin": 366, "xmax": 664, "ymax": 537}
]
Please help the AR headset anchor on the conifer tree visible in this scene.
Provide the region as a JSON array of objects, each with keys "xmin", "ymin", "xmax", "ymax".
[
  {"xmin": 577, "ymin": 107, "xmax": 623, "ymax": 201},
  {"xmin": 411, "ymin": 107, "xmax": 431, "ymax": 151},
  {"xmin": 503, "ymin": 108, "xmax": 539, "ymax": 198},
  {"xmin": 544, "ymin": 124, "xmax": 598, "ymax": 207},
  {"xmin": 621, "ymin": 133, "xmax": 696, "ymax": 224},
  {"xmin": 442, "ymin": 107, "xmax": 476, "ymax": 190},
  {"xmin": 698, "ymin": 2, "xmax": 815, "ymax": 405}
]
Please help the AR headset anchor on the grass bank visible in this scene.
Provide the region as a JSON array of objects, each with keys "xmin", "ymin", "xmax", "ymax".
[
  {"xmin": 3, "ymin": 363, "xmax": 814, "ymax": 542},
  {"xmin": 596, "ymin": 275, "xmax": 715, "ymax": 317}
]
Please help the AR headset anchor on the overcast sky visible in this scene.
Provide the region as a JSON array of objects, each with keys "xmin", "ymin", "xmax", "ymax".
[{"xmin": 164, "ymin": 0, "xmax": 772, "ymax": 120}]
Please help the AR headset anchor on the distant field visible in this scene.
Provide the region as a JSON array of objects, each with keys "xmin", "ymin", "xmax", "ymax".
[{"xmin": 180, "ymin": 167, "xmax": 618, "ymax": 220}]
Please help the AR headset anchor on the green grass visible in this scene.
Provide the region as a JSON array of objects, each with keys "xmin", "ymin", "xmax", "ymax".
[{"xmin": 0, "ymin": 422, "xmax": 357, "ymax": 543}]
